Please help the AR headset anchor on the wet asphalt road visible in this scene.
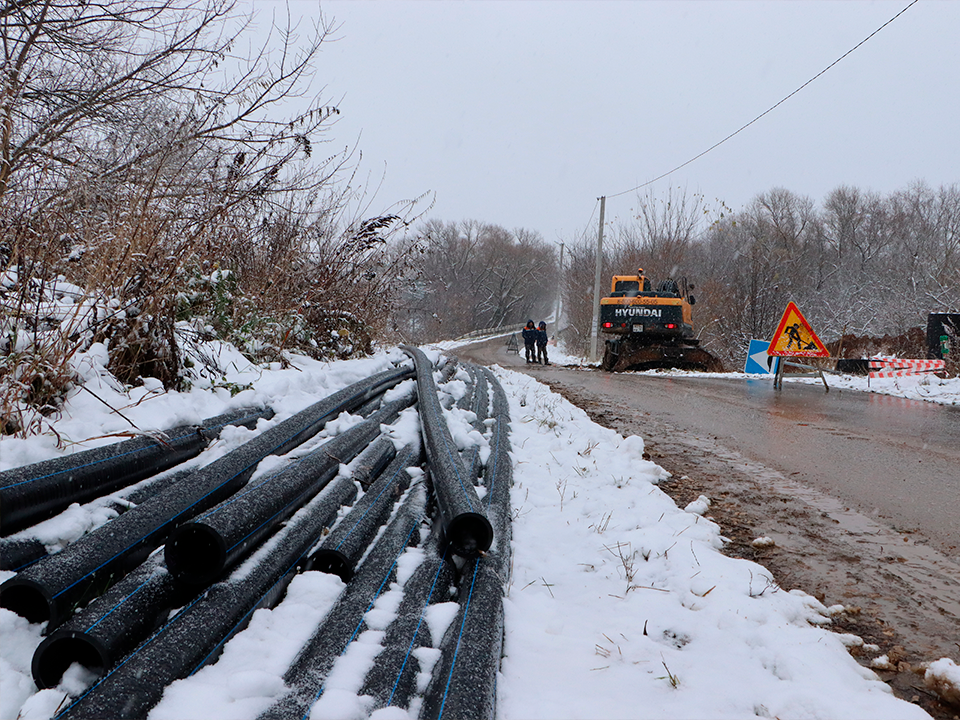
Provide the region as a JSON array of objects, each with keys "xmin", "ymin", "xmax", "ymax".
[
  {"xmin": 461, "ymin": 338, "xmax": 960, "ymax": 555},
  {"xmin": 578, "ymin": 371, "xmax": 960, "ymax": 553}
]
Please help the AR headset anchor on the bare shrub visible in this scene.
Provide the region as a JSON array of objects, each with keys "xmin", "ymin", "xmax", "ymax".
[{"xmin": 0, "ymin": 2, "xmax": 427, "ymax": 434}]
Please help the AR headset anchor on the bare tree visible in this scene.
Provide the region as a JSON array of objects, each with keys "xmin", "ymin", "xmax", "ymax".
[
  {"xmin": 0, "ymin": 2, "xmax": 432, "ymax": 433},
  {"xmin": 613, "ymin": 188, "xmax": 705, "ymax": 279},
  {"xmin": 1, "ymin": 0, "xmax": 343, "ymax": 202},
  {"xmin": 394, "ymin": 220, "xmax": 556, "ymax": 342}
]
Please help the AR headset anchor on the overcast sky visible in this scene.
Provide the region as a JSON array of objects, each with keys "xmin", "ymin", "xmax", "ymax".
[{"xmin": 251, "ymin": 0, "xmax": 959, "ymax": 243}]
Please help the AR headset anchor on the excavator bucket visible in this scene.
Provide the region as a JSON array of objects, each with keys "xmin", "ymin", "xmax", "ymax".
[{"xmin": 602, "ymin": 340, "xmax": 724, "ymax": 373}]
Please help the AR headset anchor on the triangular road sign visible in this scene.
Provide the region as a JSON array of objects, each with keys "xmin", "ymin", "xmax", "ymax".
[{"xmin": 768, "ymin": 302, "xmax": 829, "ymax": 357}]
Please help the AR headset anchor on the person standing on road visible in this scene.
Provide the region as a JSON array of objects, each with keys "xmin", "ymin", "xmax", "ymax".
[
  {"xmin": 536, "ymin": 321, "xmax": 550, "ymax": 365},
  {"xmin": 522, "ymin": 320, "xmax": 538, "ymax": 364}
]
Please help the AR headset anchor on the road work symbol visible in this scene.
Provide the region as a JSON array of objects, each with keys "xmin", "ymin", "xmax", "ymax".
[{"xmin": 768, "ymin": 302, "xmax": 829, "ymax": 357}]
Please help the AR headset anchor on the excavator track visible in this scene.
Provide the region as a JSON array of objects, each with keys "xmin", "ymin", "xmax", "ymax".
[{"xmin": 602, "ymin": 338, "xmax": 724, "ymax": 373}]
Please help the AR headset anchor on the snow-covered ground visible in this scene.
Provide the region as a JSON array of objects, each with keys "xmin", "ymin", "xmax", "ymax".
[{"xmin": 1, "ymin": 337, "xmax": 958, "ymax": 719}]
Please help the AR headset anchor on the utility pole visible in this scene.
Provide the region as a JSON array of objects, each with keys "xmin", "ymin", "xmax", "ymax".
[
  {"xmin": 553, "ymin": 241, "xmax": 564, "ymax": 326},
  {"xmin": 590, "ymin": 196, "xmax": 606, "ymax": 362}
]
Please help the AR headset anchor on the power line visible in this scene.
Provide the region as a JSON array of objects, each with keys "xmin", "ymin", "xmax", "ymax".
[{"xmin": 606, "ymin": 0, "xmax": 919, "ymax": 200}]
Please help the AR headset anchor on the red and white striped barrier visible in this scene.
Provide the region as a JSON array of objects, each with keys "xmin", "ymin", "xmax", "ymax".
[{"xmin": 868, "ymin": 358, "xmax": 945, "ymax": 379}]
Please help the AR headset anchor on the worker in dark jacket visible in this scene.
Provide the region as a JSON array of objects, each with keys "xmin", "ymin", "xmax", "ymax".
[
  {"xmin": 536, "ymin": 321, "xmax": 550, "ymax": 365},
  {"xmin": 521, "ymin": 320, "xmax": 538, "ymax": 364}
]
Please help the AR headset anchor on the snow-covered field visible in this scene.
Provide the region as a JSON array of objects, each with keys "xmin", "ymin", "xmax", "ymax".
[{"xmin": 1, "ymin": 337, "xmax": 958, "ymax": 719}]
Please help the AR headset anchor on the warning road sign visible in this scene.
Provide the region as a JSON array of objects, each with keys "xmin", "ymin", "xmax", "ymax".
[{"xmin": 768, "ymin": 302, "xmax": 829, "ymax": 357}]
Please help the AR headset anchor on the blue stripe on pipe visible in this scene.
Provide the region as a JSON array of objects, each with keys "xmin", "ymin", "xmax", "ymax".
[
  {"xmin": 227, "ymin": 504, "xmax": 299, "ymax": 555},
  {"xmin": 49, "ymin": 401, "xmax": 357, "ymax": 600},
  {"xmin": 430, "ymin": 393, "xmax": 474, "ymax": 512},
  {"xmin": 2, "ymin": 410, "xmax": 267, "ymax": 491},
  {"xmin": 54, "ymin": 591, "xmax": 208, "ymax": 719},
  {"xmin": 188, "ymin": 560, "xmax": 304, "ymax": 675},
  {"xmin": 437, "ymin": 559, "xmax": 481, "ymax": 719},
  {"xmin": 86, "ymin": 576, "xmax": 153, "ymax": 632},
  {"xmin": 385, "ymin": 546, "xmax": 449, "ymax": 708},
  {"xmin": 334, "ymin": 449, "xmax": 415, "ymax": 552},
  {"xmin": 485, "ymin": 419, "xmax": 501, "ymax": 511},
  {"xmin": 303, "ymin": 522, "xmax": 419, "ymax": 720},
  {"xmin": 197, "ymin": 459, "xmax": 301, "ymax": 521},
  {"xmin": 225, "ymin": 444, "xmax": 412, "ymax": 557},
  {"xmin": 1, "ymin": 430, "xmax": 197, "ymax": 491}
]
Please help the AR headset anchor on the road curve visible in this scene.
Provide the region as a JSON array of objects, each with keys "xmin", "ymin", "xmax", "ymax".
[
  {"xmin": 456, "ymin": 335, "xmax": 960, "ymax": 696},
  {"xmin": 461, "ymin": 336, "xmax": 960, "ymax": 553}
]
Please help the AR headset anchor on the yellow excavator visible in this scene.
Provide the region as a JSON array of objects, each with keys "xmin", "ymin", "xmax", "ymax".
[{"xmin": 599, "ymin": 269, "xmax": 723, "ymax": 372}]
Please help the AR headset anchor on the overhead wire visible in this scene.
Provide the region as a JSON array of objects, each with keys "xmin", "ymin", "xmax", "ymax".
[{"xmin": 604, "ymin": 0, "xmax": 919, "ymax": 201}]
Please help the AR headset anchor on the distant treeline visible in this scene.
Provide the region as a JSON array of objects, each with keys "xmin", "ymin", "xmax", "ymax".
[{"xmin": 560, "ymin": 183, "xmax": 960, "ymax": 366}]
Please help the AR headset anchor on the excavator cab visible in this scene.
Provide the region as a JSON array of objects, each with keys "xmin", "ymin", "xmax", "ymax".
[{"xmin": 611, "ymin": 269, "xmax": 651, "ymax": 297}]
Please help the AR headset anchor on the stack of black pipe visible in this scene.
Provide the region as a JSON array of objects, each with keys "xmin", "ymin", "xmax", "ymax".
[
  {"xmin": 309, "ymin": 441, "xmax": 422, "ymax": 582},
  {"xmin": 164, "ymin": 396, "xmax": 414, "ymax": 586},
  {"xmin": 419, "ymin": 364, "xmax": 514, "ymax": 720},
  {"xmin": 0, "ymin": 407, "xmax": 273, "ymax": 572},
  {"xmin": 4, "ymin": 353, "xmax": 516, "ymax": 720},
  {"xmin": 0, "ymin": 407, "xmax": 274, "ymax": 535},
  {"xmin": 53, "ymin": 421, "xmax": 420, "ymax": 719},
  {"xmin": 33, "ymin": 392, "xmax": 417, "ymax": 694},
  {"xmin": 258, "ymin": 480, "xmax": 429, "ymax": 720},
  {"xmin": 0, "ymin": 367, "xmax": 411, "ymax": 626}
]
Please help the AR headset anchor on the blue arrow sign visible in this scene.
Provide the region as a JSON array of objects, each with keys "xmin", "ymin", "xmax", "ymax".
[{"xmin": 745, "ymin": 339, "xmax": 780, "ymax": 375}]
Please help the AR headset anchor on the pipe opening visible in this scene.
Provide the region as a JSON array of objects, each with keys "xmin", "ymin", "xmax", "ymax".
[
  {"xmin": 447, "ymin": 513, "xmax": 494, "ymax": 558},
  {"xmin": 165, "ymin": 524, "xmax": 225, "ymax": 586},
  {"xmin": 0, "ymin": 580, "xmax": 51, "ymax": 624},
  {"xmin": 33, "ymin": 632, "xmax": 107, "ymax": 689},
  {"xmin": 308, "ymin": 550, "xmax": 354, "ymax": 582}
]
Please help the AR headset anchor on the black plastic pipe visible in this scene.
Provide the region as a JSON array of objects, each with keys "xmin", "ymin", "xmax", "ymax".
[
  {"xmin": 479, "ymin": 366, "xmax": 514, "ymax": 578},
  {"xmin": 165, "ymin": 397, "xmax": 413, "ymax": 586},
  {"xmin": 420, "ymin": 367, "xmax": 513, "ymax": 720},
  {"xmin": 309, "ymin": 442, "xmax": 421, "ymax": 581},
  {"xmin": 54, "ymin": 471, "xmax": 364, "ymax": 720},
  {"xmin": 0, "ymin": 406, "xmax": 273, "ymax": 535},
  {"xmin": 0, "ymin": 464, "xmax": 197, "ymax": 575},
  {"xmin": 0, "ymin": 366, "xmax": 412, "ymax": 627},
  {"xmin": 457, "ymin": 365, "xmax": 488, "ymax": 486},
  {"xmin": 117, "ymin": 464, "xmax": 200, "ymax": 507},
  {"xmin": 468, "ymin": 365, "xmax": 490, "ymax": 430},
  {"xmin": 401, "ymin": 346, "xmax": 492, "ymax": 558},
  {"xmin": 438, "ymin": 356, "xmax": 460, "ymax": 384},
  {"xmin": 358, "ymin": 526, "xmax": 456, "ymax": 713},
  {"xmin": 31, "ymin": 554, "xmax": 191, "ymax": 689},
  {"xmin": 258, "ymin": 481, "xmax": 427, "ymax": 720},
  {"xmin": 0, "ymin": 537, "xmax": 48, "ymax": 572},
  {"xmin": 34, "ymin": 430, "xmax": 406, "ymax": 692},
  {"xmin": 354, "ymin": 391, "xmax": 389, "ymax": 418},
  {"xmin": 419, "ymin": 556, "xmax": 504, "ymax": 720},
  {"xmin": 454, "ymin": 366, "xmax": 474, "ymax": 413}
]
